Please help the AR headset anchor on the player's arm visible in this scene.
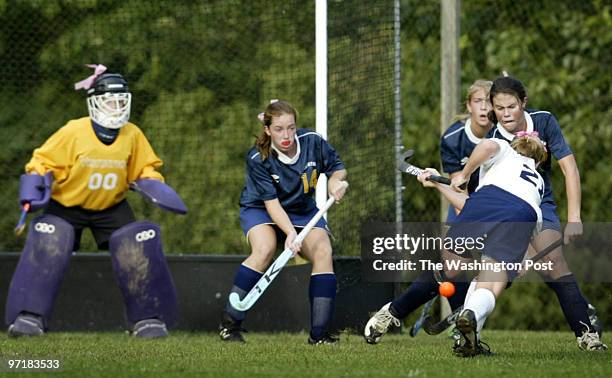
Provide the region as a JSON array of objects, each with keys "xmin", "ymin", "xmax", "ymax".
[
  {"xmin": 20, "ymin": 128, "xmax": 73, "ymax": 211},
  {"xmin": 327, "ymin": 169, "xmax": 348, "ymax": 202},
  {"xmin": 264, "ymin": 199, "xmax": 300, "ymax": 254},
  {"xmin": 558, "ymin": 154, "xmax": 582, "ymax": 243},
  {"xmin": 128, "ymin": 131, "xmax": 187, "ymax": 214},
  {"xmin": 128, "ymin": 131, "xmax": 164, "ymax": 182},
  {"xmin": 544, "ymin": 114, "xmax": 582, "ymax": 243},
  {"xmin": 320, "ymin": 137, "xmax": 348, "ymax": 202},
  {"xmin": 418, "ymin": 169, "xmax": 468, "ymax": 210},
  {"xmin": 452, "ymin": 139, "xmax": 500, "ymax": 192},
  {"xmin": 448, "ymin": 171, "xmax": 465, "ymax": 215}
]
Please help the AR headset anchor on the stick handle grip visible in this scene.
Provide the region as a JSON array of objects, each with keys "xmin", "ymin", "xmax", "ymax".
[
  {"xmin": 425, "ymin": 175, "xmax": 467, "ymax": 190},
  {"xmin": 294, "ymin": 196, "xmax": 336, "ymax": 244},
  {"xmin": 426, "ymin": 175, "xmax": 450, "ymax": 185}
]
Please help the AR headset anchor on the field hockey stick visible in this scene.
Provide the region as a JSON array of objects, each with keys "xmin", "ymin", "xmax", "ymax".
[
  {"xmin": 423, "ymin": 304, "xmax": 462, "ymax": 335},
  {"xmin": 422, "ymin": 237, "xmax": 564, "ymax": 335},
  {"xmin": 229, "ymin": 188, "xmax": 345, "ymax": 312},
  {"xmin": 398, "ymin": 150, "xmax": 467, "ymax": 190},
  {"xmin": 409, "ymin": 296, "xmax": 437, "ymax": 337},
  {"xmin": 14, "ymin": 202, "xmax": 31, "ymax": 236},
  {"xmin": 528, "ymin": 237, "xmax": 563, "ymax": 263},
  {"xmin": 409, "ymin": 270, "xmax": 448, "ymax": 336}
]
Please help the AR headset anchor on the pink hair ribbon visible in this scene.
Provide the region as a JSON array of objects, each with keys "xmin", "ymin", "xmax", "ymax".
[
  {"xmin": 516, "ymin": 131, "xmax": 539, "ymax": 138},
  {"xmin": 74, "ymin": 64, "xmax": 107, "ymax": 91}
]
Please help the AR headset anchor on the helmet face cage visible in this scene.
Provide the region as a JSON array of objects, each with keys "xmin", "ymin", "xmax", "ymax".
[
  {"xmin": 86, "ymin": 73, "xmax": 131, "ymax": 129},
  {"xmin": 87, "ymin": 92, "xmax": 131, "ymax": 129}
]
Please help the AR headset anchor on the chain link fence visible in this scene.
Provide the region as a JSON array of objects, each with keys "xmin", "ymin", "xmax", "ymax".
[
  {"xmin": 0, "ymin": 0, "xmax": 397, "ymax": 254},
  {"xmin": 0, "ymin": 0, "xmax": 610, "ymax": 254}
]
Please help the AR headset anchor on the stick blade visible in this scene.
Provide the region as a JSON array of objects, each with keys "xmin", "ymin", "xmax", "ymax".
[
  {"xmin": 423, "ymin": 305, "xmax": 463, "ymax": 335},
  {"xmin": 228, "ymin": 292, "xmax": 250, "ymax": 311},
  {"xmin": 422, "ymin": 315, "xmax": 448, "ymax": 335}
]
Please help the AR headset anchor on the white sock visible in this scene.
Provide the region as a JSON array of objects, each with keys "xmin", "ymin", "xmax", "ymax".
[
  {"xmin": 464, "ymin": 288, "xmax": 496, "ymax": 338},
  {"xmin": 463, "ymin": 279, "xmax": 478, "ymax": 307}
]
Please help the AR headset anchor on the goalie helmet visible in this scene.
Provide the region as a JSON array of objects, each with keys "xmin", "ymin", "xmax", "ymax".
[{"xmin": 86, "ymin": 73, "xmax": 131, "ymax": 129}]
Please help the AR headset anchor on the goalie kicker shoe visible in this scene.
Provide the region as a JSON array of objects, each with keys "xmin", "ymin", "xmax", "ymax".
[
  {"xmin": 132, "ymin": 318, "xmax": 169, "ymax": 339},
  {"xmin": 577, "ymin": 324, "xmax": 608, "ymax": 351},
  {"xmin": 8, "ymin": 313, "xmax": 44, "ymax": 337},
  {"xmin": 219, "ymin": 312, "xmax": 246, "ymax": 343},
  {"xmin": 364, "ymin": 302, "xmax": 401, "ymax": 344},
  {"xmin": 453, "ymin": 309, "xmax": 492, "ymax": 357}
]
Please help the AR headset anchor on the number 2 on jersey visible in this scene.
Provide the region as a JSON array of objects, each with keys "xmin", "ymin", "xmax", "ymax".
[{"xmin": 519, "ymin": 164, "xmax": 544, "ymax": 197}]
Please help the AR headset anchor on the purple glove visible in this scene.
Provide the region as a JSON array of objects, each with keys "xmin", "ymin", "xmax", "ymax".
[
  {"xmin": 129, "ymin": 179, "xmax": 188, "ymax": 214},
  {"xmin": 19, "ymin": 172, "xmax": 53, "ymax": 211}
]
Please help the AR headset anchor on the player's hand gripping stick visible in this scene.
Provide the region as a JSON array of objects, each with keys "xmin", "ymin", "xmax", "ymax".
[
  {"xmin": 229, "ymin": 183, "xmax": 348, "ymax": 311},
  {"xmin": 398, "ymin": 150, "xmax": 467, "ymax": 190}
]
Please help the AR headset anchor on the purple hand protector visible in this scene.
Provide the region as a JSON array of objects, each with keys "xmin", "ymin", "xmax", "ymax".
[
  {"xmin": 130, "ymin": 179, "xmax": 187, "ymax": 214},
  {"xmin": 19, "ymin": 172, "xmax": 53, "ymax": 211}
]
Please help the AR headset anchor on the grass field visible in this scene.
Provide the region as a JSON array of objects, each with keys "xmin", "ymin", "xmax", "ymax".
[{"xmin": 1, "ymin": 330, "xmax": 610, "ymax": 377}]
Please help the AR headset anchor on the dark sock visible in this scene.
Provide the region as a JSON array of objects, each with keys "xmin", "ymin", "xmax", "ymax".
[
  {"xmin": 309, "ymin": 273, "xmax": 337, "ymax": 340},
  {"xmin": 546, "ymin": 274, "xmax": 591, "ymax": 337},
  {"xmin": 224, "ymin": 264, "xmax": 263, "ymax": 324},
  {"xmin": 390, "ymin": 270, "xmax": 438, "ymax": 319},
  {"xmin": 447, "ymin": 281, "xmax": 469, "ymax": 310}
]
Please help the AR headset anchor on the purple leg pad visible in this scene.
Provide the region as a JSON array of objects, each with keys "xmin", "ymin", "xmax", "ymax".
[
  {"xmin": 5, "ymin": 214, "xmax": 74, "ymax": 327},
  {"xmin": 109, "ymin": 221, "xmax": 178, "ymax": 327}
]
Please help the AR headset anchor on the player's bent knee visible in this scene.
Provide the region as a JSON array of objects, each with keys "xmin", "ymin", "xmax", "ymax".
[
  {"xmin": 537, "ymin": 249, "xmax": 570, "ymax": 276},
  {"xmin": 5, "ymin": 214, "xmax": 74, "ymax": 326},
  {"xmin": 538, "ymin": 249, "xmax": 567, "ymax": 265},
  {"xmin": 109, "ymin": 221, "xmax": 178, "ymax": 328},
  {"xmin": 313, "ymin": 245, "xmax": 333, "ymax": 262},
  {"xmin": 250, "ymin": 244, "xmax": 276, "ymax": 258}
]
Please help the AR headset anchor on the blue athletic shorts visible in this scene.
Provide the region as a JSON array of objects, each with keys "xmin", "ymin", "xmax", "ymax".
[
  {"xmin": 540, "ymin": 200, "xmax": 561, "ymax": 231},
  {"xmin": 446, "ymin": 203, "xmax": 459, "ymax": 223},
  {"xmin": 239, "ymin": 206, "xmax": 330, "ymax": 238},
  {"xmin": 446, "ymin": 185, "xmax": 537, "ymax": 279}
]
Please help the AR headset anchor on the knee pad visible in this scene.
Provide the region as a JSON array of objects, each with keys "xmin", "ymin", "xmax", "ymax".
[
  {"xmin": 109, "ymin": 221, "xmax": 178, "ymax": 328},
  {"xmin": 5, "ymin": 214, "xmax": 74, "ymax": 327}
]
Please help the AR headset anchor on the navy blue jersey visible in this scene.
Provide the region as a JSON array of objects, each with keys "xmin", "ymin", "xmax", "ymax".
[
  {"xmin": 487, "ymin": 109, "xmax": 573, "ymax": 204},
  {"xmin": 440, "ymin": 118, "xmax": 484, "ymax": 194},
  {"xmin": 239, "ymin": 128, "xmax": 345, "ymax": 213}
]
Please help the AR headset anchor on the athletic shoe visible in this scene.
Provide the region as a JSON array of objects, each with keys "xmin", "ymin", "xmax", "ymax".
[
  {"xmin": 308, "ymin": 333, "xmax": 339, "ymax": 345},
  {"xmin": 587, "ymin": 303, "xmax": 604, "ymax": 337},
  {"xmin": 577, "ymin": 328, "xmax": 608, "ymax": 351},
  {"xmin": 132, "ymin": 318, "xmax": 168, "ymax": 338},
  {"xmin": 8, "ymin": 313, "xmax": 44, "ymax": 337},
  {"xmin": 449, "ymin": 326, "xmax": 462, "ymax": 342},
  {"xmin": 364, "ymin": 302, "xmax": 401, "ymax": 344},
  {"xmin": 453, "ymin": 309, "xmax": 492, "ymax": 357},
  {"xmin": 219, "ymin": 313, "xmax": 246, "ymax": 343}
]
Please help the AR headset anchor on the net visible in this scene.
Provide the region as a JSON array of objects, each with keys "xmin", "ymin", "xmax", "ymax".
[{"xmin": 0, "ymin": 0, "xmax": 398, "ymax": 255}]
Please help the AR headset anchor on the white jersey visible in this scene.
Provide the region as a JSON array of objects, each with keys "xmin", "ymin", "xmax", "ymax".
[{"xmin": 477, "ymin": 139, "xmax": 544, "ymax": 225}]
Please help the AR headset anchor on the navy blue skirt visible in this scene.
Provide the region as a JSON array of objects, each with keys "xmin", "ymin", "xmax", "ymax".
[
  {"xmin": 239, "ymin": 206, "xmax": 329, "ymax": 237},
  {"xmin": 446, "ymin": 185, "xmax": 537, "ymax": 278}
]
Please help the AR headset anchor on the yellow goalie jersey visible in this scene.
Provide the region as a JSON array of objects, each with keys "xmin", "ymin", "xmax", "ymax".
[{"xmin": 26, "ymin": 117, "xmax": 164, "ymax": 211}]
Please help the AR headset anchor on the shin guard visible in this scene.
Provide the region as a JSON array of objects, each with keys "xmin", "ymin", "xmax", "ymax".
[
  {"xmin": 5, "ymin": 214, "xmax": 74, "ymax": 327},
  {"xmin": 109, "ymin": 221, "xmax": 178, "ymax": 328}
]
